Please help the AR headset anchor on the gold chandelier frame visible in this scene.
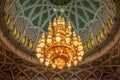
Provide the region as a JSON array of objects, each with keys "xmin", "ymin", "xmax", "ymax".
[{"xmin": 36, "ymin": 16, "xmax": 84, "ymax": 69}]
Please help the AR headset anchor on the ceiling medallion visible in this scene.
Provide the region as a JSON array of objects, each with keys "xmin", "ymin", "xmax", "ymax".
[
  {"xmin": 49, "ymin": 0, "xmax": 71, "ymax": 5},
  {"xmin": 36, "ymin": 16, "xmax": 84, "ymax": 69}
]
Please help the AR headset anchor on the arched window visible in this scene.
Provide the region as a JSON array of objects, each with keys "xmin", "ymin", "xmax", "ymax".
[
  {"xmin": 21, "ymin": 36, "xmax": 26, "ymax": 44},
  {"xmin": 99, "ymin": 31, "xmax": 104, "ymax": 39},
  {"xmin": 13, "ymin": 27, "xmax": 17, "ymax": 36},
  {"xmin": 26, "ymin": 38, "xmax": 29, "ymax": 46},
  {"xmin": 16, "ymin": 30, "xmax": 21, "ymax": 39},
  {"xmin": 29, "ymin": 40, "xmax": 34, "ymax": 49},
  {"xmin": 83, "ymin": 44, "xmax": 87, "ymax": 51},
  {"xmin": 96, "ymin": 34, "xmax": 101, "ymax": 43},
  {"xmin": 87, "ymin": 40, "xmax": 91, "ymax": 49},
  {"xmin": 11, "ymin": 25, "xmax": 15, "ymax": 31},
  {"xmin": 7, "ymin": 16, "xmax": 11, "ymax": 25},
  {"xmin": 103, "ymin": 28, "xmax": 107, "ymax": 36},
  {"xmin": 107, "ymin": 17, "xmax": 113, "ymax": 30},
  {"xmin": 91, "ymin": 39, "xmax": 95, "ymax": 46}
]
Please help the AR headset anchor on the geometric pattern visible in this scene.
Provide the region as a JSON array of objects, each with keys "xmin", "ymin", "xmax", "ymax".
[
  {"xmin": 0, "ymin": 0, "xmax": 117, "ymax": 61},
  {"xmin": 0, "ymin": 0, "xmax": 120, "ymax": 80},
  {"xmin": 8, "ymin": 0, "xmax": 113, "ymax": 44},
  {"xmin": 0, "ymin": 35, "xmax": 119, "ymax": 80}
]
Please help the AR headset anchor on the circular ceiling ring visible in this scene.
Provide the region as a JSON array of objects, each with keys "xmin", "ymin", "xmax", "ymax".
[{"xmin": 49, "ymin": 0, "xmax": 71, "ymax": 5}]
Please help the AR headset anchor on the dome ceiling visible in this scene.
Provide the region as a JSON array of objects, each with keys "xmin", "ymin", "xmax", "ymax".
[
  {"xmin": 9, "ymin": 0, "xmax": 113, "ymax": 43},
  {"xmin": 0, "ymin": 0, "xmax": 120, "ymax": 79},
  {"xmin": 0, "ymin": 0, "xmax": 117, "ymax": 64}
]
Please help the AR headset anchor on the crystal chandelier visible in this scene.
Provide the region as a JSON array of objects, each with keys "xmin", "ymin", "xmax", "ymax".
[{"xmin": 36, "ymin": 16, "xmax": 84, "ymax": 69}]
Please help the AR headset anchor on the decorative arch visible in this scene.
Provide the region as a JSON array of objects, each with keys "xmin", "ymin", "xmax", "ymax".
[
  {"xmin": 15, "ymin": 73, "xmax": 29, "ymax": 80},
  {"xmin": 50, "ymin": 75, "xmax": 63, "ymax": 80},
  {"xmin": 67, "ymin": 75, "xmax": 80, "ymax": 80},
  {"xmin": 33, "ymin": 74, "xmax": 46, "ymax": 80},
  {"xmin": 86, "ymin": 75, "xmax": 97, "ymax": 80},
  {"xmin": 100, "ymin": 73, "xmax": 117, "ymax": 80}
]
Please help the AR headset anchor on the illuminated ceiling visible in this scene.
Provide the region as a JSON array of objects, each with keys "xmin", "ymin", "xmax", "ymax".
[
  {"xmin": 0, "ymin": 0, "xmax": 118, "ymax": 66},
  {"xmin": 0, "ymin": 0, "xmax": 120, "ymax": 80}
]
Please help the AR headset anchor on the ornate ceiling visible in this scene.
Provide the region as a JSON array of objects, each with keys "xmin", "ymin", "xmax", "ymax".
[
  {"xmin": 7, "ymin": 0, "xmax": 114, "ymax": 43},
  {"xmin": 0, "ymin": 33, "xmax": 119, "ymax": 80},
  {"xmin": 0, "ymin": 0, "xmax": 118, "ymax": 62},
  {"xmin": 0, "ymin": 0, "xmax": 120, "ymax": 79}
]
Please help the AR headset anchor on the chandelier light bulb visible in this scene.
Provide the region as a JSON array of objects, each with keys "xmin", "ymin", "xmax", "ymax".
[
  {"xmin": 56, "ymin": 36, "xmax": 61, "ymax": 42},
  {"xmin": 45, "ymin": 61, "xmax": 49, "ymax": 67},
  {"xmin": 78, "ymin": 46, "xmax": 83, "ymax": 51},
  {"xmin": 36, "ymin": 53, "xmax": 41, "ymax": 58},
  {"xmin": 80, "ymin": 51, "xmax": 84, "ymax": 56},
  {"xmin": 66, "ymin": 38, "xmax": 71, "ymax": 43},
  {"xmin": 40, "ymin": 58, "xmax": 44, "ymax": 63},
  {"xmin": 73, "ymin": 60, "xmax": 78, "ymax": 66},
  {"xmin": 36, "ymin": 48, "xmax": 41, "ymax": 52},
  {"xmin": 36, "ymin": 16, "xmax": 84, "ymax": 69},
  {"xmin": 52, "ymin": 64, "xmax": 56, "ymax": 69},
  {"xmin": 73, "ymin": 41, "xmax": 78, "ymax": 46},
  {"xmin": 40, "ymin": 43, "xmax": 45, "ymax": 48},
  {"xmin": 78, "ymin": 56, "xmax": 82, "ymax": 61},
  {"xmin": 47, "ymin": 38, "xmax": 52, "ymax": 43},
  {"xmin": 67, "ymin": 62, "xmax": 71, "ymax": 68}
]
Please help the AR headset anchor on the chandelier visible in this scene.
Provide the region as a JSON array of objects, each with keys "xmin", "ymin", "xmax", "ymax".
[{"xmin": 36, "ymin": 16, "xmax": 84, "ymax": 69}]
